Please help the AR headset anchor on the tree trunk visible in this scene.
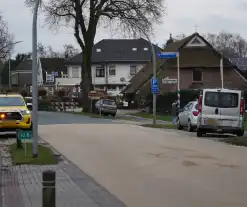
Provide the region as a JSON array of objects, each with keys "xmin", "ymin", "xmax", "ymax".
[{"xmin": 81, "ymin": 44, "xmax": 93, "ymax": 112}]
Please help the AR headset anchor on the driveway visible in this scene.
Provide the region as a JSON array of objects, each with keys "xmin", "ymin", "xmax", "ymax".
[{"xmin": 39, "ymin": 112, "xmax": 247, "ymax": 207}]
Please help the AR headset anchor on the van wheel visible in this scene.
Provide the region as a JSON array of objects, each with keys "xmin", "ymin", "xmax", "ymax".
[
  {"xmin": 196, "ymin": 129, "xmax": 203, "ymax": 137},
  {"xmin": 177, "ymin": 119, "xmax": 183, "ymax": 130},
  {"xmin": 187, "ymin": 120, "xmax": 193, "ymax": 132},
  {"xmin": 236, "ymin": 130, "xmax": 244, "ymax": 137}
]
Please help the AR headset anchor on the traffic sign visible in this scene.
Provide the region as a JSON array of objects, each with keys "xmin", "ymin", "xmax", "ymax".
[
  {"xmin": 162, "ymin": 77, "xmax": 178, "ymax": 84},
  {"xmin": 17, "ymin": 130, "xmax": 32, "ymax": 140},
  {"xmin": 158, "ymin": 52, "xmax": 179, "ymax": 59},
  {"xmin": 151, "ymin": 78, "xmax": 159, "ymax": 94}
]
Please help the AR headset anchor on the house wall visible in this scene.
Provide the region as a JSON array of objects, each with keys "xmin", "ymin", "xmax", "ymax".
[
  {"xmin": 57, "ymin": 63, "xmax": 145, "ymax": 96},
  {"xmin": 145, "ymin": 67, "xmax": 247, "ymax": 95}
]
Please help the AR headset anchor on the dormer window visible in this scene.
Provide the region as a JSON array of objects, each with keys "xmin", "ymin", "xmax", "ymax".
[
  {"xmin": 132, "ymin": 48, "xmax": 137, "ymax": 51},
  {"xmin": 143, "ymin": 47, "xmax": 148, "ymax": 51},
  {"xmin": 96, "ymin": 48, "xmax": 101, "ymax": 52}
]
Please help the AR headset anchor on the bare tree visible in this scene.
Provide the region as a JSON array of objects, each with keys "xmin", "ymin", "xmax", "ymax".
[
  {"xmin": 203, "ymin": 31, "xmax": 247, "ymax": 58},
  {"xmin": 0, "ymin": 15, "xmax": 14, "ymax": 62},
  {"xmin": 63, "ymin": 44, "xmax": 79, "ymax": 58},
  {"xmin": 25, "ymin": 0, "xmax": 165, "ymax": 111}
]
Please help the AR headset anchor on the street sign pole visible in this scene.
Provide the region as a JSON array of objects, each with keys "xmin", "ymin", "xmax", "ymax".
[
  {"xmin": 177, "ymin": 53, "xmax": 180, "ymax": 109},
  {"xmin": 32, "ymin": 0, "xmax": 41, "ymax": 158},
  {"xmin": 151, "ymin": 44, "xmax": 157, "ymax": 125}
]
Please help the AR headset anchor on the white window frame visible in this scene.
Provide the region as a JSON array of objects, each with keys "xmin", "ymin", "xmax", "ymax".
[
  {"xmin": 109, "ymin": 65, "xmax": 116, "ymax": 76},
  {"xmin": 96, "ymin": 66, "xmax": 105, "ymax": 77},
  {"xmin": 130, "ymin": 65, "xmax": 137, "ymax": 75},
  {"xmin": 71, "ymin": 67, "xmax": 79, "ymax": 78},
  {"xmin": 46, "ymin": 74, "xmax": 54, "ymax": 82}
]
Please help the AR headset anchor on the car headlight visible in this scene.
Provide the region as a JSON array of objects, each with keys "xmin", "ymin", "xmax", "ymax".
[{"xmin": 20, "ymin": 110, "xmax": 30, "ymax": 115}]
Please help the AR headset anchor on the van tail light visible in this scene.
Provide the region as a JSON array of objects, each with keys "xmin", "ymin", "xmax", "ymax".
[
  {"xmin": 240, "ymin": 99, "xmax": 245, "ymax": 115},
  {"xmin": 193, "ymin": 111, "xmax": 199, "ymax": 116},
  {"xmin": 198, "ymin": 95, "xmax": 202, "ymax": 113}
]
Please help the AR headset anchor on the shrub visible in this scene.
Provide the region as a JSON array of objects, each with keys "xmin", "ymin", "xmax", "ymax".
[
  {"xmin": 20, "ymin": 89, "xmax": 28, "ymax": 97},
  {"xmin": 56, "ymin": 89, "xmax": 66, "ymax": 99},
  {"xmin": 38, "ymin": 99, "xmax": 52, "ymax": 111},
  {"xmin": 38, "ymin": 88, "xmax": 47, "ymax": 97}
]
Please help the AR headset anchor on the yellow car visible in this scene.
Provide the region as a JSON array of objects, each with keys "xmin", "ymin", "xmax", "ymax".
[{"xmin": 0, "ymin": 93, "xmax": 32, "ymax": 131}]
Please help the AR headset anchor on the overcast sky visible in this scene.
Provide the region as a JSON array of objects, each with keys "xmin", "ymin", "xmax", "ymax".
[{"xmin": 1, "ymin": 0, "xmax": 247, "ymax": 57}]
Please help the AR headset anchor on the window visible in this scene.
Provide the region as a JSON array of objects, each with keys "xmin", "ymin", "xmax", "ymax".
[
  {"xmin": 107, "ymin": 85, "xmax": 117, "ymax": 90},
  {"xmin": 132, "ymin": 48, "xmax": 137, "ymax": 51},
  {"xmin": 72, "ymin": 67, "xmax": 79, "ymax": 78},
  {"xmin": 193, "ymin": 68, "xmax": 202, "ymax": 82},
  {"xmin": 0, "ymin": 97, "xmax": 25, "ymax": 106},
  {"xmin": 96, "ymin": 66, "xmax": 105, "ymax": 77},
  {"xmin": 143, "ymin": 47, "xmax": 148, "ymax": 51},
  {"xmin": 204, "ymin": 92, "xmax": 238, "ymax": 108},
  {"xmin": 96, "ymin": 48, "xmax": 101, "ymax": 52},
  {"xmin": 102, "ymin": 99, "xmax": 116, "ymax": 105},
  {"xmin": 118, "ymin": 85, "xmax": 125, "ymax": 90},
  {"xmin": 46, "ymin": 74, "xmax": 54, "ymax": 82},
  {"xmin": 130, "ymin": 65, "xmax": 137, "ymax": 75},
  {"xmin": 109, "ymin": 66, "xmax": 116, "ymax": 76}
]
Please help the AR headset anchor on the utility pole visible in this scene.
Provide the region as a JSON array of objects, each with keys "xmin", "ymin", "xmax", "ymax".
[{"xmin": 32, "ymin": 0, "xmax": 41, "ymax": 158}]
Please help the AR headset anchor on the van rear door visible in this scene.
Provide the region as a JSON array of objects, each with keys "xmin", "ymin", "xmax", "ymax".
[
  {"xmin": 219, "ymin": 90, "xmax": 240, "ymax": 127},
  {"xmin": 202, "ymin": 90, "xmax": 221, "ymax": 126}
]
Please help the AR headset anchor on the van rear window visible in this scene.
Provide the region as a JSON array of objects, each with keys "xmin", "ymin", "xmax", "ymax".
[{"xmin": 204, "ymin": 92, "xmax": 238, "ymax": 108}]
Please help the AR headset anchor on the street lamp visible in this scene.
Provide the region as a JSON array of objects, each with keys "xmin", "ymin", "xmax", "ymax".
[
  {"xmin": 8, "ymin": 41, "xmax": 23, "ymax": 89},
  {"xmin": 32, "ymin": 0, "xmax": 41, "ymax": 158}
]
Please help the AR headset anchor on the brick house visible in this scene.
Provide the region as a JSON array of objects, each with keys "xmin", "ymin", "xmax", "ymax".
[{"xmin": 122, "ymin": 32, "xmax": 247, "ymax": 101}]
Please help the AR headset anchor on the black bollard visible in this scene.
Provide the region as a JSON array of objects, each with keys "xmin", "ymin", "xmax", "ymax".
[
  {"xmin": 16, "ymin": 130, "xmax": 22, "ymax": 149},
  {"xmin": 42, "ymin": 170, "xmax": 56, "ymax": 207}
]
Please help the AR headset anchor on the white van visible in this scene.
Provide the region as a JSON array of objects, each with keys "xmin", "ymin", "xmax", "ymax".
[{"xmin": 197, "ymin": 88, "xmax": 245, "ymax": 137}]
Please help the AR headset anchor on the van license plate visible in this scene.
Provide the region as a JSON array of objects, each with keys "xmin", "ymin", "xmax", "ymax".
[{"xmin": 207, "ymin": 119, "xmax": 216, "ymax": 125}]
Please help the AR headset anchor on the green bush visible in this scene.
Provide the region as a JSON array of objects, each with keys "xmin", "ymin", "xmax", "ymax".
[
  {"xmin": 20, "ymin": 89, "xmax": 28, "ymax": 97},
  {"xmin": 38, "ymin": 99, "xmax": 53, "ymax": 111},
  {"xmin": 38, "ymin": 88, "xmax": 47, "ymax": 97},
  {"xmin": 56, "ymin": 89, "xmax": 66, "ymax": 98},
  {"xmin": 146, "ymin": 89, "xmax": 200, "ymax": 114}
]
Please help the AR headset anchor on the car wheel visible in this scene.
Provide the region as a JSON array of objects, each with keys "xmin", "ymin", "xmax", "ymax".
[
  {"xmin": 187, "ymin": 120, "xmax": 194, "ymax": 132},
  {"xmin": 196, "ymin": 129, "xmax": 203, "ymax": 137},
  {"xmin": 236, "ymin": 129, "xmax": 244, "ymax": 137},
  {"xmin": 177, "ymin": 119, "xmax": 183, "ymax": 130}
]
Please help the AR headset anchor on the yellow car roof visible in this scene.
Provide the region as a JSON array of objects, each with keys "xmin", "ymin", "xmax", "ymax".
[{"xmin": 0, "ymin": 94, "xmax": 23, "ymax": 98}]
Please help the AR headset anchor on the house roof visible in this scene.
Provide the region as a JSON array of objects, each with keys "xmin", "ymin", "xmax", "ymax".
[
  {"xmin": 122, "ymin": 32, "xmax": 241, "ymax": 95},
  {"xmin": 66, "ymin": 38, "xmax": 162, "ymax": 64},
  {"xmin": 14, "ymin": 58, "xmax": 66, "ymax": 72}
]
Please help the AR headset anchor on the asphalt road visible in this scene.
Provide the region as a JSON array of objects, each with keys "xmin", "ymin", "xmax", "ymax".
[
  {"xmin": 38, "ymin": 111, "xmax": 116, "ymax": 125},
  {"xmin": 39, "ymin": 111, "xmax": 247, "ymax": 207}
]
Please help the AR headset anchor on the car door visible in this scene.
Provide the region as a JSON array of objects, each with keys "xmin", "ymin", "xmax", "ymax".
[
  {"xmin": 180, "ymin": 103, "xmax": 191, "ymax": 125},
  {"xmin": 219, "ymin": 91, "xmax": 241, "ymax": 127}
]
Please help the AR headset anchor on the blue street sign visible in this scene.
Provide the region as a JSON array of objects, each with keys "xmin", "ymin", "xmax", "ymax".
[
  {"xmin": 158, "ymin": 52, "xmax": 178, "ymax": 59},
  {"xmin": 151, "ymin": 78, "xmax": 159, "ymax": 94}
]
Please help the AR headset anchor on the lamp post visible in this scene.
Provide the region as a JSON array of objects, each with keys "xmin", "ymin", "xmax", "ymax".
[
  {"xmin": 8, "ymin": 41, "xmax": 23, "ymax": 89},
  {"xmin": 32, "ymin": 0, "xmax": 41, "ymax": 158}
]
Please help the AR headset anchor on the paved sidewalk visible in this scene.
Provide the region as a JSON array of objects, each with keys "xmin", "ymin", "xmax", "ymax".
[{"xmin": 0, "ymin": 139, "xmax": 125, "ymax": 207}]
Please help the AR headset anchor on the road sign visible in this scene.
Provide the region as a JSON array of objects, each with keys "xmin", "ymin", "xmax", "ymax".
[
  {"xmin": 17, "ymin": 130, "xmax": 32, "ymax": 140},
  {"xmin": 151, "ymin": 78, "xmax": 159, "ymax": 94},
  {"xmin": 158, "ymin": 52, "xmax": 179, "ymax": 59},
  {"xmin": 162, "ymin": 77, "xmax": 178, "ymax": 84}
]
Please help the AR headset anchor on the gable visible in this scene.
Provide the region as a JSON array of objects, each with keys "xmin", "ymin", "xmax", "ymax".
[{"xmin": 185, "ymin": 36, "xmax": 207, "ymax": 47}]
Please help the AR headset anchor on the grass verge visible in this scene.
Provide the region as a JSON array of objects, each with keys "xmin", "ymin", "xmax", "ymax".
[
  {"xmin": 10, "ymin": 143, "xmax": 57, "ymax": 165},
  {"xmin": 141, "ymin": 123, "xmax": 177, "ymax": 129},
  {"xmin": 128, "ymin": 112, "xmax": 172, "ymax": 122},
  {"xmin": 222, "ymin": 137, "xmax": 247, "ymax": 147}
]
